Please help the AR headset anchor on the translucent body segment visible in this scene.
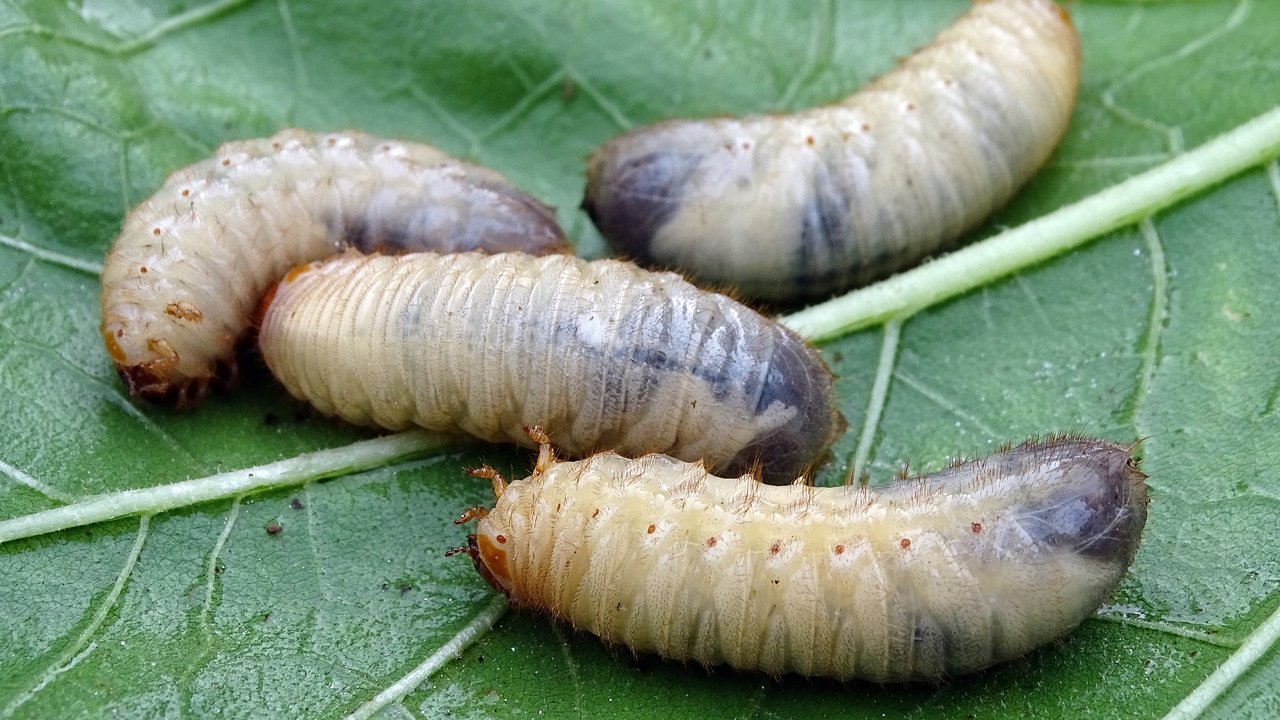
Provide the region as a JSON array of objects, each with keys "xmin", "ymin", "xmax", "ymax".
[
  {"xmin": 257, "ymin": 252, "xmax": 844, "ymax": 482},
  {"xmin": 582, "ymin": 0, "xmax": 1081, "ymax": 301},
  {"xmin": 100, "ymin": 129, "xmax": 568, "ymax": 402}
]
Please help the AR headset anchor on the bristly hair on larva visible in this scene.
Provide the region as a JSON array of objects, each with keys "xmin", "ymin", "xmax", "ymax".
[
  {"xmin": 100, "ymin": 129, "xmax": 569, "ymax": 405},
  {"xmin": 582, "ymin": 0, "xmax": 1081, "ymax": 302},
  {"xmin": 453, "ymin": 428, "xmax": 1149, "ymax": 683},
  {"xmin": 256, "ymin": 252, "xmax": 846, "ymax": 483}
]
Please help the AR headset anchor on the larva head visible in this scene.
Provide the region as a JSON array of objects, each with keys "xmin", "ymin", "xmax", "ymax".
[
  {"xmin": 465, "ymin": 523, "xmax": 515, "ymax": 595},
  {"xmin": 451, "ymin": 506, "xmax": 517, "ymax": 596},
  {"xmin": 99, "ymin": 320, "xmax": 214, "ymax": 405},
  {"xmin": 451, "ymin": 461, "xmax": 523, "ymax": 596}
]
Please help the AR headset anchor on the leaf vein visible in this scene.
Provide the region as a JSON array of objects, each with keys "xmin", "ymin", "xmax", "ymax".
[
  {"xmin": 274, "ymin": 0, "xmax": 311, "ymax": 100},
  {"xmin": 1123, "ymin": 217, "xmax": 1170, "ymax": 435},
  {"xmin": 342, "ymin": 595, "xmax": 508, "ymax": 720},
  {"xmin": 891, "ymin": 369, "xmax": 999, "ymax": 439},
  {"xmin": 775, "ymin": 0, "xmax": 834, "ymax": 110},
  {"xmin": 108, "ymin": 0, "xmax": 259, "ymax": 57},
  {"xmin": 0, "ymin": 457, "xmax": 80, "ymax": 504},
  {"xmin": 1162, "ymin": 593, "xmax": 1280, "ymax": 719},
  {"xmin": 0, "ymin": 516, "xmax": 150, "ymax": 719},
  {"xmin": 1100, "ymin": 0, "xmax": 1251, "ymax": 154},
  {"xmin": 0, "ymin": 232, "xmax": 103, "ymax": 275},
  {"xmin": 850, "ymin": 319, "xmax": 902, "ymax": 485},
  {"xmin": 552, "ymin": 622, "xmax": 586, "ymax": 720},
  {"xmin": 1092, "ymin": 612, "xmax": 1239, "ymax": 649}
]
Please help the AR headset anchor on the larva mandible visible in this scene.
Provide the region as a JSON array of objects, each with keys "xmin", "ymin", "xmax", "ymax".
[
  {"xmin": 99, "ymin": 129, "xmax": 569, "ymax": 403},
  {"xmin": 581, "ymin": 0, "xmax": 1081, "ymax": 302},
  {"xmin": 455, "ymin": 431, "xmax": 1148, "ymax": 682},
  {"xmin": 257, "ymin": 252, "xmax": 844, "ymax": 483}
]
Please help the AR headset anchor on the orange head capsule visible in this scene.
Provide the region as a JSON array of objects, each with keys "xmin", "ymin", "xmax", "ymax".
[{"xmin": 465, "ymin": 531, "xmax": 514, "ymax": 595}]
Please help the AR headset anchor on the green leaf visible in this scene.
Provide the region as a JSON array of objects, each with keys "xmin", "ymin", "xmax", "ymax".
[{"xmin": 2, "ymin": 1, "xmax": 1278, "ymax": 718}]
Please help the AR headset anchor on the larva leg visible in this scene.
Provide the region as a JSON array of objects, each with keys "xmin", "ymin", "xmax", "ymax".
[
  {"xmin": 522, "ymin": 426, "xmax": 556, "ymax": 476},
  {"xmin": 454, "ymin": 507, "xmax": 490, "ymax": 525},
  {"xmin": 465, "ymin": 466, "xmax": 508, "ymax": 500}
]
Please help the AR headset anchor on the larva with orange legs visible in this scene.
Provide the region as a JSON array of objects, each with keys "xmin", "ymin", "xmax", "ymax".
[
  {"xmin": 455, "ymin": 431, "xmax": 1148, "ymax": 682},
  {"xmin": 100, "ymin": 129, "xmax": 568, "ymax": 403},
  {"xmin": 582, "ymin": 0, "xmax": 1081, "ymax": 301},
  {"xmin": 257, "ymin": 252, "xmax": 844, "ymax": 483}
]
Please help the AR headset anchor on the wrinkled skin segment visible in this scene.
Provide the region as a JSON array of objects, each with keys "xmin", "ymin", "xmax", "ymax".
[
  {"xmin": 464, "ymin": 434, "xmax": 1148, "ymax": 682},
  {"xmin": 100, "ymin": 129, "xmax": 568, "ymax": 404},
  {"xmin": 583, "ymin": 0, "xmax": 1080, "ymax": 302},
  {"xmin": 258, "ymin": 252, "xmax": 844, "ymax": 483}
]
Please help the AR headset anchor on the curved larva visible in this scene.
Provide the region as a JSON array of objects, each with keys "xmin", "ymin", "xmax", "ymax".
[
  {"xmin": 458, "ymin": 433, "xmax": 1148, "ymax": 682},
  {"xmin": 581, "ymin": 0, "xmax": 1081, "ymax": 301},
  {"xmin": 257, "ymin": 252, "xmax": 844, "ymax": 483},
  {"xmin": 100, "ymin": 129, "xmax": 569, "ymax": 402}
]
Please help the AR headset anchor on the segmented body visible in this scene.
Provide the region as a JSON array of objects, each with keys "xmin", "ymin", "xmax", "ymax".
[
  {"xmin": 582, "ymin": 0, "xmax": 1081, "ymax": 301},
  {"xmin": 258, "ymin": 252, "xmax": 843, "ymax": 482},
  {"xmin": 462, "ymin": 435, "xmax": 1147, "ymax": 682},
  {"xmin": 100, "ymin": 129, "xmax": 567, "ymax": 402}
]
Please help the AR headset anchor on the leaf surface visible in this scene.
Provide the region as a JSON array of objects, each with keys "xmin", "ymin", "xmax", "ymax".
[{"xmin": 1, "ymin": 1, "xmax": 1278, "ymax": 718}]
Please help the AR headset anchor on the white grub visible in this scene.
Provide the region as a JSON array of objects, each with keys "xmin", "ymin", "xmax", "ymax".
[
  {"xmin": 257, "ymin": 252, "xmax": 844, "ymax": 482},
  {"xmin": 583, "ymin": 0, "xmax": 1081, "ymax": 301},
  {"xmin": 100, "ymin": 129, "xmax": 567, "ymax": 403},
  {"xmin": 460, "ymin": 433, "xmax": 1148, "ymax": 682}
]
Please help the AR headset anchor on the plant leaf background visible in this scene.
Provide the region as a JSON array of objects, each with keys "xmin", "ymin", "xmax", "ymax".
[{"xmin": 1, "ymin": 0, "xmax": 1278, "ymax": 717}]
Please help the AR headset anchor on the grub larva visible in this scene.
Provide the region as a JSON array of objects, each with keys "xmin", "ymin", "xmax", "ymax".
[
  {"xmin": 100, "ymin": 129, "xmax": 568, "ymax": 402},
  {"xmin": 582, "ymin": 0, "xmax": 1081, "ymax": 301},
  {"xmin": 455, "ymin": 431, "xmax": 1148, "ymax": 682},
  {"xmin": 257, "ymin": 252, "xmax": 844, "ymax": 483}
]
